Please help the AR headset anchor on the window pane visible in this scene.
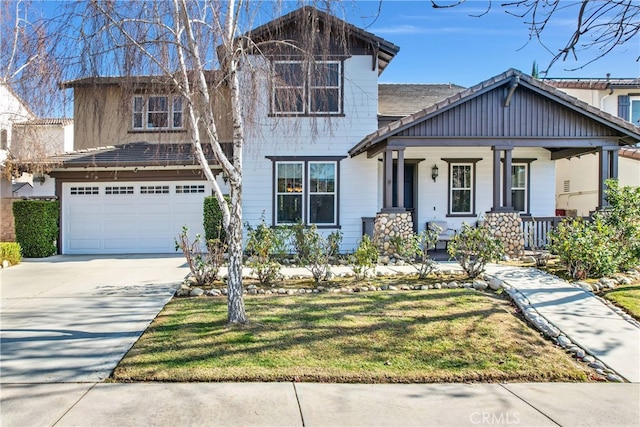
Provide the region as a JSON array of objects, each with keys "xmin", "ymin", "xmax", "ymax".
[
  {"xmin": 277, "ymin": 194, "xmax": 302, "ymax": 223},
  {"xmin": 310, "ymin": 88, "xmax": 339, "ymax": 113},
  {"xmin": 148, "ymin": 96, "xmax": 168, "ymax": 128},
  {"xmin": 452, "ymin": 165, "xmax": 471, "ymax": 189},
  {"xmin": 173, "ymin": 96, "xmax": 183, "ymax": 128},
  {"xmin": 274, "ymin": 88, "xmax": 304, "ymax": 113},
  {"xmin": 512, "ymin": 189, "xmax": 526, "ymax": 212},
  {"xmin": 311, "ymin": 62, "xmax": 339, "ymax": 87},
  {"xmin": 452, "ymin": 189, "xmax": 471, "ymax": 213},
  {"xmin": 132, "ymin": 97, "xmax": 144, "ymax": 128},
  {"xmin": 274, "ymin": 62, "xmax": 304, "ymax": 87},
  {"xmin": 632, "ymin": 99, "xmax": 640, "ymax": 125},
  {"xmin": 277, "ymin": 163, "xmax": 303, "ymax": 193},
  {"xmin": 309, "ymin": 194, "xmax": 335, "ymax": 224},
  {"xmin": 309, "ymin": 163, "xmax": 335, "ymax": 192},
  {"xmin": 512, "ymin": 165, "xmax": 526, "ymax": 188}
]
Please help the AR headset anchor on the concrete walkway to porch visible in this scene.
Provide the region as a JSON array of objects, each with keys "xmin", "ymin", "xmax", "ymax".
[{"xmin": 485, "ymin": 265, "xmax": 640, "ymax": 383}]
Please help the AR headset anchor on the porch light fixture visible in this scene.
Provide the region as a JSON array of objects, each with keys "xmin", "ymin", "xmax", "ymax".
[{"xmin": 431, "ymin": 164, "xmax": 439, "ymax": 182}]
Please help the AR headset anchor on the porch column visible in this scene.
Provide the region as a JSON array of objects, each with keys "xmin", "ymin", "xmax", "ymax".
[
  {"xmin": 396, "ymin": 148, "xmax": 405, "ymax": 209},
  {"xmin": 383, "ymin": 149, "xmax": 393, "ymax": 209},
  {"xmin": 492, "ymin": 148, "xmax": 501, "ymax": 209},
  {"xmin": 502, "ymin": 148, "xmax": 513, "ymax": 209},
  {"xmin": 598, "ymin": 146, "xmax": 619, "ymax": 209}
]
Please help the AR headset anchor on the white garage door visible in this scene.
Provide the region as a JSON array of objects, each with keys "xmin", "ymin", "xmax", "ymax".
[{"xmin": 62, "ymin": 181, "xmax": 210, "ymax": 254}]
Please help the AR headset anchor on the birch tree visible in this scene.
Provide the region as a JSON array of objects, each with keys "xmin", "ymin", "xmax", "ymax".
[{"xmin": 51, "ymin": 0, "xmax": 350, "ymax": 324}]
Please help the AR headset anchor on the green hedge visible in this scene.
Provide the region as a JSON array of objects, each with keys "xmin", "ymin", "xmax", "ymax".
[
  {"xmin": 204, "ymin": 195, "xmax": 230, "ymax": 242},
  {"xmin": 13, "ymin": 200, "xmax": 59, "ymax": 258},
  {"xmin": 0, "ymin": 242, "xmax": 22, "ymax": 265}
]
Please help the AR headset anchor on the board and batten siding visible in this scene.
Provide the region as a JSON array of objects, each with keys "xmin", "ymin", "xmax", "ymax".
[
  {"xmin": 240, "ymin": 55, "xmax": 380, "ymax": 251},
  {"xmin": 397, "ymin": 87, "xmax": 618, "ymax": 139}
]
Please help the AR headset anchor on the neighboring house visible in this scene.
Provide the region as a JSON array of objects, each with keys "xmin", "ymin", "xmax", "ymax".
[
  {"xmin": 48, "ymin": 7, "xmax": 640, "ymax": 256},
  {"xmin": 545, "ymin": 77, "xmax": 640, "ymax": 215},
  {"xmin": 12, "ymin": 182, "xmax": 33, "ymax": 198}
]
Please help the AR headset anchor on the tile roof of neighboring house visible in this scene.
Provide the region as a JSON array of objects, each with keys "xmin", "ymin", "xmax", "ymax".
[
  {"xmin": 378, "ymin": 84, "xmax": 466, "ymax": 117},
  {"xmin": 15, "ymin": 118, "xmax": 73, "ymax": 126},
  {"xmin": 48, "ymin": 142, "xmax": 219, "ymax": 168},
  {"xmin": 350, "ymin": 69, "xmax": 640, "ymax": 158},
  {"xmin": 543, "ymin": 77, "xmax": 640, "ymax": 90},
  {"xmin": 620, "ymin": 146, "xmax": 640, "ymax": 161}
]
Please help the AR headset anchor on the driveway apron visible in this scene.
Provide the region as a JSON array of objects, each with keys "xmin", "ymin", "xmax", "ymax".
[{"xmin": 0, "ymin": 255, "xmax": 186, "ymax": 383}]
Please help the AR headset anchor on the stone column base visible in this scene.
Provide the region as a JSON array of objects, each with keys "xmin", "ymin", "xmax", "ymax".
[
  {"xmin": 484, "ymin": 211, "xmax": 525, "ymax": 258},
  {"xmin": 373, "ymin": 211, "xmax": 413, "ymax": 263}
]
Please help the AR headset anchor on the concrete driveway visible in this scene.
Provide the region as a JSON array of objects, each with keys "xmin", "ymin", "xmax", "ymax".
[{"xmin": 0, "ymin": 255, "xmax": 187, "ymax": 383}]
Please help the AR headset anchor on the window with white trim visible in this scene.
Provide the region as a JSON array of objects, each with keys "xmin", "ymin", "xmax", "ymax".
[
  {"xmin": 70, "ymin": 186, "xmax": 99, "ymax": 195},
  {"xmin": 275, "ymin": 161, "xmax": 338, "ymax": 225},
  {"xmin": 272, "ymin": 60, "xmax": 342, "ymax": 115},
  {"xmin": 140, "ymin": 185, "xmax": 169, "ymax": 194},
  {"xmin": 175, "ymin": 184, "xmax": 205, "ymax": 194},
  {"xmin": 632, "ymin": 97, "xmax": 640, "ymax": 126},
  {"xmin": 449, "ymin": 164, "xmax": 473, "ymax": 215},
  {"xmin": 511, "ymin": 164, "xmax": 528, "ymax": 213},
  {"xmin": 132, "ymin": 94, "xmax": 183, "ymax": 130},
  {"xmin": 105, "ymin": 186, "xmax": 134, "ymax": 195}
]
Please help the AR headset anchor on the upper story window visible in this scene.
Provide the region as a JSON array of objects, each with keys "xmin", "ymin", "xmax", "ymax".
[
  {"xmin": 132, "ymin": 94, "xmax": 183, "ymax": 130},
  {"xmin": 272, "ymin": 60, "xmax": 342, "ymax": 116},
  {"xmin": 631, "ymin": 97, "xmax": 640, "ymax": 126}
]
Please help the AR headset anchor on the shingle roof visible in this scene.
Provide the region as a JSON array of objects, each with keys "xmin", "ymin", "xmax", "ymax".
[
  {"xmin": 350, "ymin": 69, "xmax": 640, "ymax": 157},
  {"xmin": 378, "ymin": 84, "xmax": 466, "ymax": 117},
  {"xmin": 49, "ymin": 142, "xmax": 219, "ymax": 168}
]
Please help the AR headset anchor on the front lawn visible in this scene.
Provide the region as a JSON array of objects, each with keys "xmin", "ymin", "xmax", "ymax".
[
  {"xmin": 113, "ymin": 288, "xmax": 590, "ymax": 383},
  {"xmin": 602, "ymin": 285, "xmax": 640, "ymax": 320}
]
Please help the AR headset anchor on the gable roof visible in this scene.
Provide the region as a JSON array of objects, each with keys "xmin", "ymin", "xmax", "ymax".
[
  {"xmin": 351, "ymin": 69, "xmax": 640, "ymax": 157},
  {"xmin": 378, "ymin": 83, "xmax": 466, "ymax": 117},
  {"xmin": 245, "ymin": 6, "xmax": 400, "ymax": 75},
  {"xmin": 48, "ymin": 142, "xmax": 219, "ymax": 168}
]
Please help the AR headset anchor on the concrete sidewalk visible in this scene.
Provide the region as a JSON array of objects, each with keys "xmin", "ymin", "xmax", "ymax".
[
  {"xmin": 485, "ymin": 265, "xmax": 640, "ymax": 383},
  {"xmin": 2, "ymin": 382, "xmax": 638, "ymax": 426}
]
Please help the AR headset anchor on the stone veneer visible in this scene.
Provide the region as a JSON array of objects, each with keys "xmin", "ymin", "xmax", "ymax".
[
  {"xmin": 373, "ymin": 211, "xmax": 413, "ymax": 261},
  {"xmin": 484, "ymin": 211, "xmax": 525, "ymax": 258}
]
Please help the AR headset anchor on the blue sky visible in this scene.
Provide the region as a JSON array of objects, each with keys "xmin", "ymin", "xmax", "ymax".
[{"xmin": 343, "ymin": 1, "xmax": 640, "ymax": 86}]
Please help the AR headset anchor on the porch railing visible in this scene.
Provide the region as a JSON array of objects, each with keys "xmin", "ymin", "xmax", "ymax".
[{"xmin": 521, "ymin": 216, "xmax": 564, "ymax": 250}]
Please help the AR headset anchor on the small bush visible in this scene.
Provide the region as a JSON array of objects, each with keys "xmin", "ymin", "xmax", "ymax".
[
  {"xmin": 13, "ymin": 200, "xmax": 59, "ymax": 258},
  {"xmin": 175, "ymin": 226, "xmax": 226, "ymax": 286},
  {"xmin": 548, "ymin": 216, "xmax": 618, "ymax": 280},
  {"xmin": 601, "ymin": 179, "xmax": 640, "ymax": 270},
  {"xmin": 0, "ymin": 242, "xmax": 22, "ymax": 265},
  {"xmin": 392, "ymin": 227, "xmax": 440, "ymax": 279},
  {"xmin": 204, "ymin": 195, "xmax": 230, "ymax": 243},
  {"xmin": 245, "ymin": 217, "xmax": 283, "ymax": 285},
  {"xmin": 293, "ymin": 225, "xmax": 342, "ymax": 283},
  {"xmin": 447, "ymin": 224, "xmax": 503, "ymax": 279},
  {"xmin": 350, "ymin": 234, "xmax": 379, "ymax": 280}
]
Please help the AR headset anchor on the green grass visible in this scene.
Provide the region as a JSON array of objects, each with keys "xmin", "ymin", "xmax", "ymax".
[
  {"xmin": 602, "ymin": 285, "xmax": 640, "ymax": 320},
  {"xmin": 113, "ymin": 288, "xmax": 590, "ymax": 383}
]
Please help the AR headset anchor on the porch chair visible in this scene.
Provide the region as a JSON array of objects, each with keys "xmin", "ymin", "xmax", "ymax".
[{"xmin": 427, "ymin": 220, "xmax": 456, "ymax": 251}]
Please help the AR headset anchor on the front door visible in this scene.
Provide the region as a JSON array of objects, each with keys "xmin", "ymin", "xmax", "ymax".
[{"xmin": 392, "ymin": 162, "xmax": 417, "ymax": 231}]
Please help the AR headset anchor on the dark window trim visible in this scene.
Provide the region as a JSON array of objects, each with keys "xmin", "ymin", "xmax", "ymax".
[
  {"xmin": 267, "ymin": 155, "xmax": 346, "ymax": 227},
  {"xmin": 500, "ymin": 158, "xmax": 536, "ymax": 214},
  {"xmin": 442, "ymin": 158, "xmax": 482, "ymax": 217},
  {"xmin": 269, "ymin": 59, "xmax": 345, "ymax": 117}
]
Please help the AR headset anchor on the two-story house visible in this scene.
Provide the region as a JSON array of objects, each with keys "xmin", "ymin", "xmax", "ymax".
[
  {"xmin": 48, "ymin": 7, "xmax": 640, "ymax": 256},
  {"xmin": 544, "ymin": 77, "xmax": 640, "ymax": 216}
]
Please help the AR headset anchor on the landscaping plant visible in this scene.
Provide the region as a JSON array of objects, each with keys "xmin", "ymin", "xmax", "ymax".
[
  {"xmin": 447, "ymin": 224, "xmax": 503, "ymax": 279},
  {"xmin": 392, "ymin": 228, "xmax": 440, "ymax": 279},
  {"xmin": 548, "ymin": 216, "xmax": 618, "ymax": 280},
  {"xmin": 292, "ymin": 224, "xmax": 342, "ymax": 283},
  {"xmin": 600, "ymin": 180, "xmax": 640, "ymax": 270},
  {"xmin": 12, "ymin": 200, "xmax": 59, "ymax": 258},
  {"xmin": 203, "ymin": 195, "xmax": 230, "ymax": 243},
  {"xmin": 0, "ymin": 242, "xmax": 22, "ymax": 265},
  {"xmin": 245, "ymin": 217, "xmax": 283, "ymax": 285},
  {"xmin": 350, "ymin": 234, "xmax": 379, "ymax": 280},
  {"xmin": 175, "ymin": 226, "xmax": 226, "ymax": 286}
]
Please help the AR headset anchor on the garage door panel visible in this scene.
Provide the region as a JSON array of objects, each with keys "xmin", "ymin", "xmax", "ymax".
[{"xmin": 63, "ymin": 181, "xmax": 208, "ymax": 254}]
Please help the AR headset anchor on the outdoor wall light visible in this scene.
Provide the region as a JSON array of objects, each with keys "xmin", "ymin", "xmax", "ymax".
[{"xmin": 431, "ymin": 164, "xmax": 439, "ymax": 182}]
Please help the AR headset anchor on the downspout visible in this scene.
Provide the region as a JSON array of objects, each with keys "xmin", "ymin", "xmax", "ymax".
[{"xmin": 600, "ymin": 73, "xmax": 614, "ymax": 111}]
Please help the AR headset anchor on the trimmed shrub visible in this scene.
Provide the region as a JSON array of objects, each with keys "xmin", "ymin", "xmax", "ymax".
[
  {"xmin": 245, "ymin": 217, "xmax": 283, "ymax": 285},
  {"xmin": 349, "ymin": 234, "xmax": 379, "ymax": 280},
  {"xmin": 13, "ymin": 200, "xmax": 59, "ymax": 258},
  {"xmin": 447, "ymin": 224, "xmax": 504, "ymax": 279},
  {"xmin": 0, "ymin": 242, "xmax": 22, "ymax": 265},
  {"xmin": 204, "ymin": 195, "xmax": 230, "ymax": 243},
  {"xmin": 293, "ymin": 225, "xmax": 342, "ymax": 283},
  {"xmin": 392, "ymin": 227, "xmax": 440, "ymax": 279}
]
